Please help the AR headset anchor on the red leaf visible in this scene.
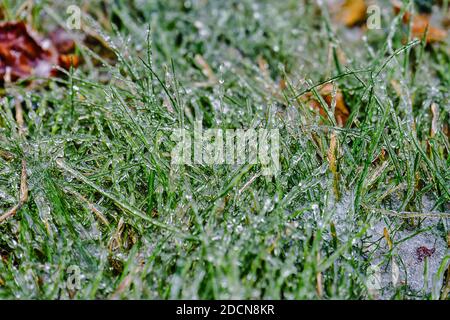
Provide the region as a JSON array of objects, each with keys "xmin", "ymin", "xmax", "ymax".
[
  {"xmin": 0, "ymin": 22, "xmax": 80, "ymax": 83},
  {"xmin": 0, "ymin": 22, "xmax": 58, "ymax": 82}
]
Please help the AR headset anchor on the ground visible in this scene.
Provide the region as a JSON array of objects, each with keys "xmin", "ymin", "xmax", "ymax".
[{"xmin": 0, "ymin": 0, "xmax": 449, "ymax": 299}]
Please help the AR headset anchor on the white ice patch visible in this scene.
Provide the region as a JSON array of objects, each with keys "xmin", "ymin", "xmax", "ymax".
[{"xmin": 367, "ymin": 213, "xmax": 449, "ymax": 299}]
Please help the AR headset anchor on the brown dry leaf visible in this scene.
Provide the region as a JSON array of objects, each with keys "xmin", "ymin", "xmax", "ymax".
[
  {"xmin": 0, "ymin": 22, "xmax": 79, "ymax": 84},
  {"xmin": 384, "ymin": 227, "xmax": 393, "ymax": 250},
  {"xmin": 0, "ymin": 21, "xmax": 58, "ymax": 82},
  {"xmin": 336, "ymin": 0, "xmax": 367, "ymax": 27},
  {"xmin": 279, "ymin": 78, "xmax": 287, "ymax": 91},
  {"xmin": 59, "ymin": 54, "xmax": 80, "ymax": 70},
  {"xmin": 328, "ymin": 132, "xmax": 338, "ymax": 175},
  {"xmin": 328, "ymin": 131, "xmax": 341, "ymax": 197},
  {"xmin": 392, "ymin": 1, "xmax": 447, "ymax": 43},
  {"xmin": 411, "ymin": 14, "xmax": 447, "ymax": 43},
  {"xmin": 301, "ymin": 83, "xmax": 350, "ymax": 127},
  {"xmin": 49, "ymin": 27, "xmax": 80, "ymax": 70}
]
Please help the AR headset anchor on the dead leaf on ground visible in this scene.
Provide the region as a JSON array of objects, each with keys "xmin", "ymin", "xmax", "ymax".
[
  {"xmin": 392, "ymin": 0, "xmax": 447, "ymax": 43},
  {"xmin": 50, "ymin": 27, "xmax": 79, "ymax": 70},
  {"xmin": 411, "ymin": 14, "xmax": 447, "ymax": 43},
  {"xmin": 384, "ymin": 227, "xmax": 393, "ymax": 250},
  {"xmin": 58, "ymin": 54, "xmax": 80, "ymax": 70},
  {"xmin": 328, "ymin": 132, "xmax": 338, "ymax": 175},
  {"xmin": 279, "ymin": 78, "xmax": 287, "ymax": 91},
  {"xmin": 0, "ymin": 21, "xmax": 58, "ymax": 82},
  {"xmin": 300, "ymin": 83, "xmax": 350, "ymax": 127},
  {"xmin": 0, "ymin": 22, "xmax": 79, "ymax": 84},
  {"xmin": 335, "ymin": 0, "xmax": 368, "ymax": 27}
]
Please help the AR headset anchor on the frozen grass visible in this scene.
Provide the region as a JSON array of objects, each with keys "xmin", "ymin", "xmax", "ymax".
[{"xmin": 0, "ymin": 0, "xmax": 449, "ymax": 299}]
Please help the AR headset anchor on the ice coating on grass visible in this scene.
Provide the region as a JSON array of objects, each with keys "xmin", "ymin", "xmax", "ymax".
[
  {"xmin": 367, "ymin": 209, "xmax": 449, "ymax": 298},
  {"xmin": 327, "ymin": 188, "xmax": 450, "ymax": 299},
  {"xmin": 396, "ymin": 229, "xmax": 447, "ymax": 293}
]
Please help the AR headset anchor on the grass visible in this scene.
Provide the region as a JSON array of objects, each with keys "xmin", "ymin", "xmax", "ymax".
[{"xmin": 0, "ymin": 0, "xmax": 449, "ymax": 299}]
